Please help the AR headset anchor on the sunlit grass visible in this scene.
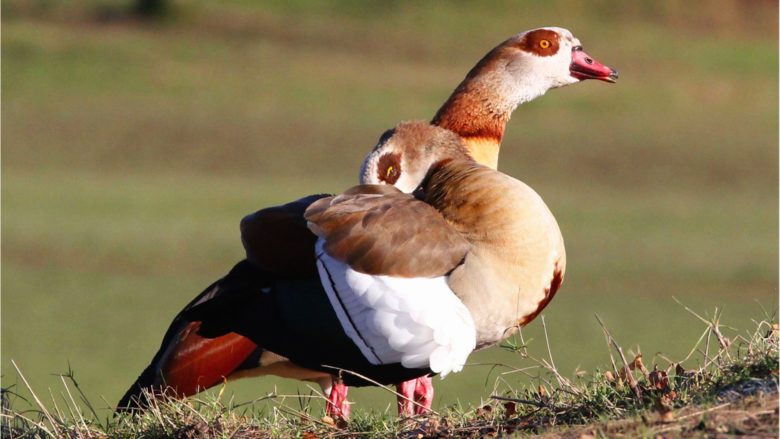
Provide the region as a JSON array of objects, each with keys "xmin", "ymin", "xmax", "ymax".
[
  {"xmin": 4, "ymin": 310, "xmax": 777, "ymax": 437},
  {"xmin": 2, "ymin": 0, "xmax": 777, "ymax": 421}
]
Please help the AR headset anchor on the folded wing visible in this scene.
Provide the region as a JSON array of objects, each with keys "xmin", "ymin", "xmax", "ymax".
[
  {"xmin": 306, "ymin": 185, "xmax": 476, "ymax": 376},
  {"xmin": 305, "ymin": 185, "xmax": 470, "ymax": 277}
]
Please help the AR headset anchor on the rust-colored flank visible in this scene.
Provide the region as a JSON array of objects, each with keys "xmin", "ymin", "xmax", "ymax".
[
  {"xmin": 519, "ymin": 262, "xmax": 564, "ymax": 327},
  {"xmin": 162, "ymin": 322, "xmax": 257, "ymax": 396}
]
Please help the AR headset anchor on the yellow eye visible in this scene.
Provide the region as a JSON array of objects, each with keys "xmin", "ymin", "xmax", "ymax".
[
  {"xmin": 386, "ymin": 165, "xmax": 395, "ymax": 177},
  {"xmin": 539, "ymin": 39, "xmax": 550, "ymax": 49}
]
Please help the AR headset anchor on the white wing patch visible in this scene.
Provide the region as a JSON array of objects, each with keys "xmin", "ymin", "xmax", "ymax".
[{"xmin": 315, "ymin": 240, "xmax": 476, "ymax": 377}]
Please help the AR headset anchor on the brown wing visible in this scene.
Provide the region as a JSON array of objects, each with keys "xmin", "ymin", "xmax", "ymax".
[
  {"xmin": 304, "ymin": 185, "xmax": 470, "ymax": 277},
  {"xmin": 240, "ymin": 194, "xmax": 329, "ymax": 277}
]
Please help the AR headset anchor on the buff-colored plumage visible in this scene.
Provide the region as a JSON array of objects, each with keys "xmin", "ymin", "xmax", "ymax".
[
  {"xmin": 309, "ymin": 123, "xmax": 566, "ymax": 351},
  {"xmin": 424, "ymin": 160, "xmax": 565, "ymax": 347}
]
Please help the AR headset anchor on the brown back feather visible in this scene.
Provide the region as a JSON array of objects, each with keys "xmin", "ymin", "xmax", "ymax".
[
  {"xmin": 305, "ymin": 186, "xmax": 470, "ymax": 278},
  {"xmin": 241, "ymin": 194, "xmax": 328, "ymax": 277}
]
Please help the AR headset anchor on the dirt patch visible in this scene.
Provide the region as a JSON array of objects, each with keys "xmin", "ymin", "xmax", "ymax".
[{"xmin": 549, "ymin": 388, "xmax": 778, "ymax": 438}]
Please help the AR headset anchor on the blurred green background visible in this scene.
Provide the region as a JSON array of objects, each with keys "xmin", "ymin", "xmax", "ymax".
[{"xmin": 2, "ymin": 0, "xmax": 777, "ymax": 416}]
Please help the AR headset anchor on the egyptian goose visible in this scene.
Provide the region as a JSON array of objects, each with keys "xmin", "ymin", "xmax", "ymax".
[
  {"xmin": 118, "ymin": 122, "xmax": 564, "ymax": 418},
  {"xmin": 117, "ymin": 26, "xmax": 615, "ymax": 417}
]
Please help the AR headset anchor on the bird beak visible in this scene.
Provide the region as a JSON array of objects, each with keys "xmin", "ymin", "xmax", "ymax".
[{"xmin": 570, "ymin": 46, "xmax": 618, "ymax": 83}]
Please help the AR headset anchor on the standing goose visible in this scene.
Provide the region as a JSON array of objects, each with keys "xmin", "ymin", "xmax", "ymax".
[
  {"xmin": 118, "ymin": 26, "xmax": 615, "ymax": 417},
  {"xmin": 118, "ymin": 122, "xmax": 565, "ymax": 418}
]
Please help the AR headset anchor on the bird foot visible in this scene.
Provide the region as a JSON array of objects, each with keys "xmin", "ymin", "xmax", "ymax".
[
  {"xmin": 397, "ymin": 379, "xmax": 416, "ymax": 416},
  {"xmin": 325, "ymin": 380, "xmax": 350, "ymax": 420},
  {"xmin": 413, "ymin": 375, "xmax": 433, "ymax": 415},
  {"xmin": 397, "ymin": 375, "xmax": 433, "ymax": 416}
]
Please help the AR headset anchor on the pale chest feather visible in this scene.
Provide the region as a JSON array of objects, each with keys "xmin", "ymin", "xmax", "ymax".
[
  {"xmin": 444, "ymin": 176, "xmax": 566, "ymax": 348},
  {"xmin": 463, "ymin": 137, "xmax": 500, "ymax": 170}
]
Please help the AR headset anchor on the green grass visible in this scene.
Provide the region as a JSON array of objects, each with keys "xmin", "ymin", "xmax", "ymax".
[
  {"xmin": 4, "ymin": 313, "xmax": 777, "ymax": 437},
  {"xmin": 2, "ymin": 0, "xmax": 778, "ymax": 421}
]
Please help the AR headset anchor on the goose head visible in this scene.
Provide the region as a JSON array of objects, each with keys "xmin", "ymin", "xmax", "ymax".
[
  {"xmin": 512, "ymin": 27, "xmax": 618, "ymax": 90},
  {"xmin": 465, "ymin": 27, "xmax": 618, "ymax": 105},
  {"xmin": 432, "ymin": 27, "xmax": 617, "ymax": 169},
  {"xmin": 359, "ymin": 121, "xmax": 471, "ymax": 193}
]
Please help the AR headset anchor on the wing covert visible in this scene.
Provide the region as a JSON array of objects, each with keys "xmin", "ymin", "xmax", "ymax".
[
  {"xmin": 241, "ymin": 194, "xmax": 328, "ymax": 277},
  {"xmin": 304, "ymin": 185, "xmax": 470, "ymax": 278}
]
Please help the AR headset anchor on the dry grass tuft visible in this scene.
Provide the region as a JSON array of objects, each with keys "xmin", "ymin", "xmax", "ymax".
[{"xmin": 2, "ymin": 303, "xmax": 777, "ymax": 438}]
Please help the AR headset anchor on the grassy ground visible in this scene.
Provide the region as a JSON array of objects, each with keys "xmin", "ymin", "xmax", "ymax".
[
  {"xmin": 4, "ymin": 313, "xmax": 777, "ymax": 437},
  {"xmin": 2, "ymin": 0, "xmax": 778, "ymax": 423}
]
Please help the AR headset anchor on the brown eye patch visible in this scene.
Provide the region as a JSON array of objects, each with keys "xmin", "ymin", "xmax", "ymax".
[
  {"xmin": 517, "ymin": 29, "xmax": 560, "ymax": 57},
  {"xmin": 377, "ymin": 152, "xmax": 401, "ymax": 185}
]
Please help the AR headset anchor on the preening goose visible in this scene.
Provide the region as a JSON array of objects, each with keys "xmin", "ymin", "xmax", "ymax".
[
  {"xmin": 310, "ymin": 125, "xmax": 567, "ymax": 353},
  {"xmin": 117, "ymin": 124, "xmax": 469, "ymax": 417},
  {"xmin": 118, "ymin": 26, "xmax": 615, "ymax": 417}
]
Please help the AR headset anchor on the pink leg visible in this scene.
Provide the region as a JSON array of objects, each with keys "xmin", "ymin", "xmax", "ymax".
[
  {"xmin": 413, "ymin": 375, "xmax": 434, "ymax": 415},
  {"xmin": 325, "ymin": 380, "xmax": 350, "ymax": 419},
  {"xmin": 397, "ymin": 375, "xmax": 434, "ymax": 416},
  {"xmin": 396, "ymin": 379, "xmax": 416, "ymax": 416}
]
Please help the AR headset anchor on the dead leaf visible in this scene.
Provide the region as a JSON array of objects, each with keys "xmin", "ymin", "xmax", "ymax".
[
  {"xmin": 649, "ymin": 366, "xmax": 670, "ymax": 392},
  {"xmin": 476, "ymin": 404, "xmax": 493, "ymax": 418},
  {"xmin": 503, "ymin": 401, "xmax": 517, "ymax": 417},
  {"xmin": 675, "ymin": 363, "xmax": 686, "ymax": 376},
  {"xmin": 538, "ymin": 385, "xmax": 548, "ymax": 398},
  {"xmin": 302, "ymin": 432, "xmax": 317, "ymax": 439},
  {"xmin": 320, "ymin": 416, "xmax": 335, "ymax": 426},
  {"xmin": 630, "ymin": 354, "xmax": 649, "ymax": 378},
  {"xmin": 604, "ymin": 371, "xmax": 615, "ymax": 382}
]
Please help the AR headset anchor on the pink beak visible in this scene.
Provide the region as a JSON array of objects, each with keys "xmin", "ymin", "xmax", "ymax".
[{"xmin": 570, "ymin": 47, "xmax": 618, "ymax": 83}]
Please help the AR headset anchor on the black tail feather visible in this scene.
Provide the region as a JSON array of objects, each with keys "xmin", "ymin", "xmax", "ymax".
[{"xmin": 116, "ymin": 261, "xmax": 258, "ymax": 413}]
